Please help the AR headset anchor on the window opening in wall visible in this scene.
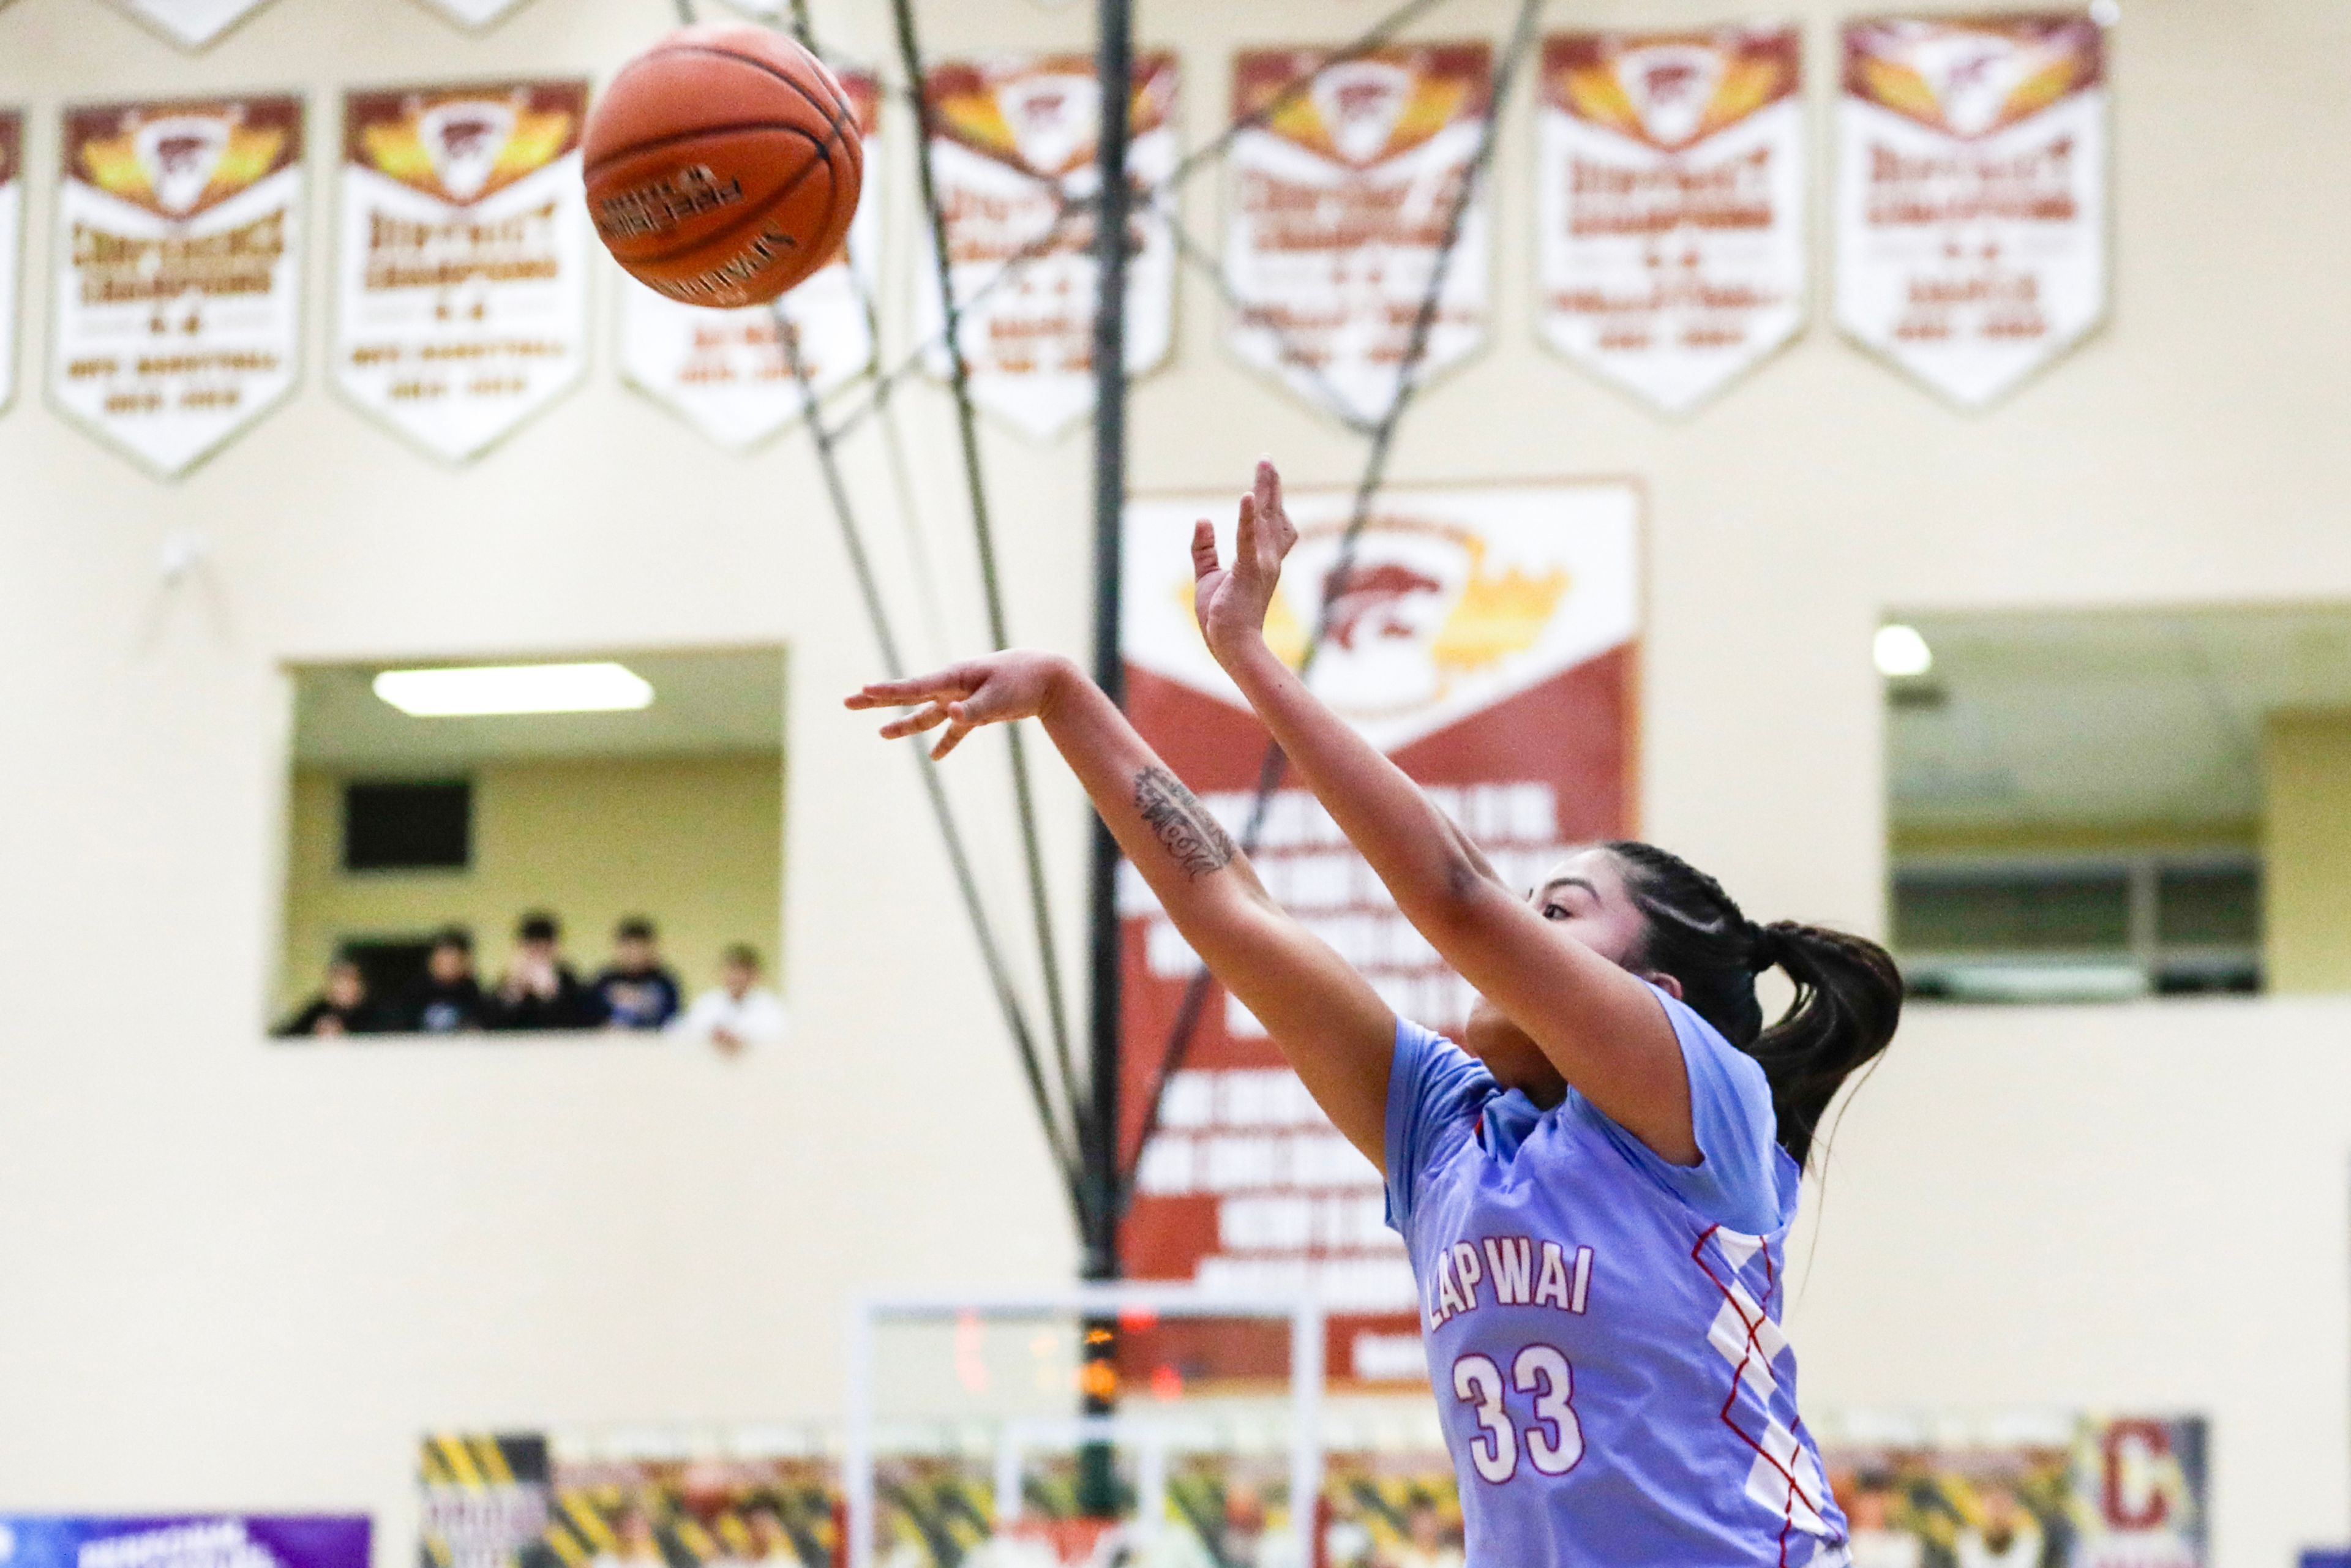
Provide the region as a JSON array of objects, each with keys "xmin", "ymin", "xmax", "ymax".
[
  {"xmin": 276, "ymin": 648, "xmax": 788, "ymax": 1045},
  {"xmin": 1883, "ymin": 606, "xmax": 2351, "ymax": 1003}
]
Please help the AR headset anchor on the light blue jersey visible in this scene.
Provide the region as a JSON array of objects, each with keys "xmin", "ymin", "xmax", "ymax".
[{"xmin": 1385, "ymin": 991, "xmax": 1850, "ymax": 1568}]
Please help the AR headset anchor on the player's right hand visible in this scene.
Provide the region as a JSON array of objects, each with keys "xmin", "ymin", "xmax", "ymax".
[{"xmin": 846, "ymin": 651, "xmax": 1076, "ymax": 760}]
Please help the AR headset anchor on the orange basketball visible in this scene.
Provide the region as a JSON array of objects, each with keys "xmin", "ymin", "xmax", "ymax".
[{"xmin": 583, "ymin": 24, "xmax": 864, "ymax": 309}]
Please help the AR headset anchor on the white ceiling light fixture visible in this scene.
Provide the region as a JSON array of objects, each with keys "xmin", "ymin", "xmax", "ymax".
[
  {"xmin": 372, "ymin": 662, "xmax": 655, "ymax": 718},
  {"xmin": 1875, "ymin": 624, "xmax": 1935, "ymax": 679}
]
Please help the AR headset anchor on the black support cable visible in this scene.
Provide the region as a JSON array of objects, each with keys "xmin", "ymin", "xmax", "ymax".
[
  {"xmin": 1117, "ymin": 0, "xmax": 1550, "ymax": 1207},
  {"xmin": 888, "ymin": 0, "xmax": 1088, "ymax": 1183},
  {"xmin": 773, "ymin": 303, "xmax": 1089, "ymax": 1226},
  {"xmin": 666, "ymin": 0, "xmax": 1083, "ymax": 1221}
]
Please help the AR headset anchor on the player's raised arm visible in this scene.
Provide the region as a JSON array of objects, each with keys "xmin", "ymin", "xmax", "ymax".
[
  {"xmin": 847, "ymin": 651, "xmax": 1397, "ymax": 1165},
  {"xmin": 1194, "ymin": 462, "xmax": 1700, "ymax": 1165}
]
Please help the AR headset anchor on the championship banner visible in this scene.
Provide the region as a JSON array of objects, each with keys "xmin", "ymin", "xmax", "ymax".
[
  {"xmin": 51, "ymin": 95, "xmax": 305, "ymax": 478},
  {"xmin": 411, "ymin": 0, "xmax": 536, "ymax": 28},
  {"xmin": 915, "ymin": 53, "xmax": 1179, "ymax": 441},
  {"xmin": 103, "ymin": 0, "xmax": 280, "ymax": 51},
  {"xmin": 0, "ymin": 1518, "xmax": 370, "ymax": 1568},
  {"xmin": 336, "ymin": 81, "xmax": 592, "ymax": 462},
  {"xmin": 1226, "ymin": 46, "xmax": 1493, "ymax": 429},
  {"xmin": 1537, "ymin": 26, "xmax": 1805, "ymax": 414},
  {"xmin": 1835, "ymin": 13, "xmax": 2109, "ymax": 407},
  {"xmin": 0, "ymin": 111, "xmax": 21, "ymax": 413},
  {"xmin": 1120, "ymin": 481, "xmax": 1641, "ymax": 1384},
  {"xmin": 1821, "ymin": 1413, "xmax": 2208, "ymax": 1568},
  {"xmin": 620, "ymin": 69, "xmax": 879, "ymax": 450}
]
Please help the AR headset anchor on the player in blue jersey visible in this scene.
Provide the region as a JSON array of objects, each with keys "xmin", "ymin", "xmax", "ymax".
[{"xmin": 849, "ymin": 460, "xmax": 1902, "ymax": 1568}]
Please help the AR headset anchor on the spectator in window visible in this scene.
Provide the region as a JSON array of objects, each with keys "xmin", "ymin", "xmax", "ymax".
[
  {"xmin": 489, "ymin": 911, "xmax": 606, "ymax": 1030},
  {"xmin": 593, "ymin": 915, "xmax": 683, "ymax": 1030},
  {"xmin": 673, "ymin": 943, "xmax": 787, "ymax": 1053},
  {"xmin": 278, "ymin": 958, "xmax": 385, "ymax": 1038},
  {"xmin": 405, "ymin": 927, "xmax": 487, "ymax": 1033}
]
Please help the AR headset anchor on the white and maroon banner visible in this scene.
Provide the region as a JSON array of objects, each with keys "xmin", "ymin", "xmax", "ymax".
[
  {"xmin": 335, "ymin": 81, "xmax": 591, "ymax": 462},
  {"xmin": 1835, "ymin": 13, "xmax": 2108, "ymax": 406},
  {"xmin": 409, "ymin": 0, "xmax": 536, "ymax": 28},
  {"xmin": 51, "ymin": 96, "xmax": 304, "ymax": 477},
  {"xmin": 1537, "ymin": 26, "xmax": 1805, "ymax": 413},
  {"xmin": 0, "ymin": 111, "xmax": 20, "ymax": 413},
  {"xmin": 1226, "ymin": 45, "xmax": 1493, "ymax": 429},
  {"xmin": 619, "ymin": 69, "xmax": 879, "ymax": 451},
  {"xmin": 915, "ymin": 53, "xmax": 1179, "ymax": 440},
  {"xmin": 1120, "ymin": 481, "xmax": 1641, "ymax": 1384},
  {"xmin": 105, "ymin": 0, "xmax": 280, "ymax": 50}
]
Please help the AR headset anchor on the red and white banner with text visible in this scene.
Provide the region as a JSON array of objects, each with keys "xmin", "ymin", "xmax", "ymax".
[
  {"xmin": 619, "ymin": 69, "xmax": 880, "ymax": 451},
  {"xmin": 51, "ymin": 94, "xmax": 305, "ymax": 476},
  {"xmin": 0, "ymin": 110, "xmax": 20, "ymax": 412},
  {"xmin": 1537, "ymin": 26, "xmax": 1805, "ymax": 413},
  {"xmin": 916, "ymin": 53, "xmax": 1179, "ymax": 441},
  {"xmin": 1835, "ymin": 13, "xmax": 2109, "ymax": 406},
  {"xmin": 336, "ymin": 81, "xmax": 592, "ymax": 462},
  {"xmin": 1226, "ymin": 45, "xmax": 1494, "ymax": 428},
  {"xmin": 1120, "ymin": 481, "xmax": 1641, "ymax": 1384}
]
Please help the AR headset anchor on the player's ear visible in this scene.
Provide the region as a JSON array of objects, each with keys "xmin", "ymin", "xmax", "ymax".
[{"xmin": 1640, "ymin": 970, "xmax": 1685, "ymax": 1002}]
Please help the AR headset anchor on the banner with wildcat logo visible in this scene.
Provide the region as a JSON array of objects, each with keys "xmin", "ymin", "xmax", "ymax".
[
  {"xmin": 1820, "ymin": 1412, "xmax": 2208, "ymax": 1568},
  {"xmin": 0, "ymin": 111, "xmax": 20, "ymax": 413},
  {"xmin": 1119, "ymin": 481, "xmax": 1641, "ymax": 1384},
  {"xmin": 915, "ymin": 53, "xmax": 1180, "ymax": 440},
  {"xmin": 619, "ymin": 68, "xmax": 879, "ymax": 451},
  {"xmin": 1537, "ymin": 26, "xmax": 1805, "ymax": 413},
  {"xmin": 103, "ymin": 0, "xmax": 281, "ymax": 50},
  {"xmin": 0, "ymin": 1518, "xmax": 370, "ymax": 1568},
  {"xmin": 51, "ymin": 94, "xmax": 305, "ymax": 477},
  {"xmin": 336, "ymin": 80, "xmax": 591, "ymax": 462},
  {"xmin": 1226, "ymin": 45, "xmax": 1493, "ymax": 429},
  {"xmin": 1835, "ymin": 13, "xmax": 2109, "ymax": 407}
]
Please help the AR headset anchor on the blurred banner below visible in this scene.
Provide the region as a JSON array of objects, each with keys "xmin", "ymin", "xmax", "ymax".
[
  {"xmin": 0, "ymin": 1518, "xmax": 369, "ymax": 1568},
  {"xmin": 1819, "ymin": 1412, "xmax": 2208, "ymax": 1568}
]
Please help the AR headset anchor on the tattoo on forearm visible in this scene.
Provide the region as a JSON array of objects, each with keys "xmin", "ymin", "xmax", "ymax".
[{"xmin": 1134, "ymin": 765, "xmax": 1238, "ymax": 879}]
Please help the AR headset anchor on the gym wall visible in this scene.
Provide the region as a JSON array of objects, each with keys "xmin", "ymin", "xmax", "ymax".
[{"xmin": 3, "ymin": 1, "xmax": 2350, "ymax": 1565}]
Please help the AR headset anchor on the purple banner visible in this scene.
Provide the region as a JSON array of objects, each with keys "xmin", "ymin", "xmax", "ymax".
[{"xmin": 0, "ymin": 1517, "xmax": 370, "ymax": 1568}]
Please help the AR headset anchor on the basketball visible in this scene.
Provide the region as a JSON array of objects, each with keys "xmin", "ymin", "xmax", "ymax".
[{"xmin": 582, "ymin": 23, "xmax": 864, "ymax": 310}]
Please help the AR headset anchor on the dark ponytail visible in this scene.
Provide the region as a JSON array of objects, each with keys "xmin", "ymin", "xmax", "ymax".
[{"xmin": 1603, "ymin": 841, "xmax": 1903, "ymax": 1168}]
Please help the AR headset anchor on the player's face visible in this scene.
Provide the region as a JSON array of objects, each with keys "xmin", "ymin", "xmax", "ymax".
[{"xmin": 1460, "ymin": 847, "xmax": 1654, "ymax": 1102}]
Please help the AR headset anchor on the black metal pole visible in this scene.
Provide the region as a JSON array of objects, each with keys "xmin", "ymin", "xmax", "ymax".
[{"xmin": 1078, "ymin": 0, "xmax": 1135, "ymax": 1521}]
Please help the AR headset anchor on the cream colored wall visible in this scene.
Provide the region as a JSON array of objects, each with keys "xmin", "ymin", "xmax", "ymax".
[
  {"xmin": 2265, "ymin": 713, "xmax": 2351, "ymax": 993},
  {"xmin": 278, "ymin": 754, "xmax": 784, "ymax": 1020},
  {"xmin": 4, "ymin": 1, "xmax": 2351, "ymax": 1566}
]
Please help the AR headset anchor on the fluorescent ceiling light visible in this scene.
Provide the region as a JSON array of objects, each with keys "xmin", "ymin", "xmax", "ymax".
[
  {"xmin": 372, "ymin": 662, "xmax": 654, "ymax": 718},
  {"xmin": 1875, "ymin": 623, "xmax": 1934, "ymax": 678}
]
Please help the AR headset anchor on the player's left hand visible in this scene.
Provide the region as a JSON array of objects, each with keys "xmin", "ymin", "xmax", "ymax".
[
  {"xmin": 1193, "ymin": 459, "xmax": 1298, "ymax": 663},
  {"xmin": 846, "ymin": 650, "xmax": 1075, "ymax": 760}
]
